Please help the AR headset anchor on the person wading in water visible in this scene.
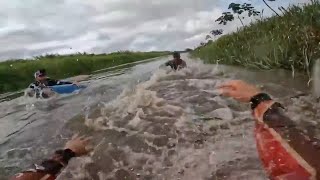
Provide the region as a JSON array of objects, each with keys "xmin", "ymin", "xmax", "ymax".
[{"xmin": 165, "ymin": 52, "xmax": 187, "ymax": 70}]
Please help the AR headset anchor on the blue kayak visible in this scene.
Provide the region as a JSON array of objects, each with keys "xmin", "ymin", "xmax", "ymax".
[{"xmin": 49, "ymin": 84, "xmax": 86, "ymax": 94}]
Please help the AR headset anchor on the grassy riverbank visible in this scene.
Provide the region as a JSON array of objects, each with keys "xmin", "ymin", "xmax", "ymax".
[
  {"xmin": 192, "ymin": 1, "xmax": 320, "ymax": 76},
  {"xmin": 0, "ymin": 51, "xmax": 169, "ymax": 93}
]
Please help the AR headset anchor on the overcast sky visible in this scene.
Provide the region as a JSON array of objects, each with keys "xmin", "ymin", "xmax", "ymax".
[{"xmin": 0, "ymin": 0, "xmax": 309, "ymax": 61}]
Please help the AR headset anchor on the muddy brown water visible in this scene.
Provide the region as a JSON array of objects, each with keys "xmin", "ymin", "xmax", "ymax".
[{"xmin": 0, "ymin": 54, "xmax": 319, "ymax": 180}]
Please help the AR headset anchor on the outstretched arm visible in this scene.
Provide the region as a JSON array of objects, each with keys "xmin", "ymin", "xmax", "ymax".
[
  {"xmin": 11, "ymin": 134, "xmax": 92, "ymax": 180},
  {"xmin": 218, "ymin": 80, "xmax": 320, "ymax": 179}
]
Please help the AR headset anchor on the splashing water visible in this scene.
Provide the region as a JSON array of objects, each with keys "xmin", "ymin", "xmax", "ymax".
[
  {"xmin": 0, "ymin": 55, "xmax": 318, "ymax": 180},
  {"xmin": 58, "ymin": 60, "xmax": 268, "ymax": 180}
]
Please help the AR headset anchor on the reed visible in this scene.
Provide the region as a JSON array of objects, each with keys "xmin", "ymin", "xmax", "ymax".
[
  {"xmin": 192, "ymin": 1, "xmax": 320, "ymax": 77},
  {"xmin": 0, "ymin": 51, "xmax": 168, "ymax": 93}
]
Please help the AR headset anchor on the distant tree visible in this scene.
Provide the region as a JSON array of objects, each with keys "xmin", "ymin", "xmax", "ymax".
[
  {"xmin": 212, "ymin": 1, "xmax": 275, "ymax": 35},
  {"xmin": 45, "ymin": 54, "xmax": 57, "ymax": 58},
  {"xmin": 211, "ymin": 29, "xmax": 224, "ymax": 36},
  {"xmin": 215, "ymin": 12, "xmax": 234, "ymax": 25},
  {"xmin": 198, "ymin": 0, "xmax": 280, "ymax": 49},
  {"xmin": 185, "ymin": 48, "xmax": 193, "ymax": 52},
  {"xmin": 207, "ymin": 40, "xmax": 213, "ymax": 44},
  {"xmin": 216, "ymin": 0, "xmax": 280, "ymax": 26},
  {"xmin": 216, "ymin": 3, "xmax": 261, "ymax": 26}
]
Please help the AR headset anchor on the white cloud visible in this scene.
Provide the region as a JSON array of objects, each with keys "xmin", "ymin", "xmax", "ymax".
[
  {"xmin": 0, "ymin": 0, "xmax": 309, "ymax": 61},
  {"xmin": 185, "ymin": 33, "xmax": 207, "ymax": 43}
]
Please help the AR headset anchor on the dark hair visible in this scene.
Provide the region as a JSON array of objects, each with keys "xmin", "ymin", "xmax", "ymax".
[
  {"xmin": 39, "ymin": 69, "xmax": 46, "ymax": 75},
  {"xmin": 34, "ymin": 69, "xmax": 47, "ymax": 78},
  {"xmin": 173, "ymin": 52, "xmax": 180, "ymax": 58}
]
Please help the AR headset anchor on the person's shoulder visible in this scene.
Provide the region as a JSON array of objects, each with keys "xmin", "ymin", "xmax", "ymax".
[{"xmin": 181, "ymin": 59, "xmax": 187, "ymax": 66}]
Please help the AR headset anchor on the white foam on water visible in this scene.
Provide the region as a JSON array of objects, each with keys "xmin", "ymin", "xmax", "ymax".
[
  {"xmin": 128, "ymin": 108, "xmax": 144, "ymax": 128},
  {"xmin": 58, "ymin": 157, "xmax": 93, "ymax": 179},
  {"xmin": 68, "ymin": 60, "xmax": 268, "ymax": 180},
  {"xmin": 4, "ymin": 55, "xmax": 317, "ymax": 179},
  {"xmin": 207, "ymin": 108, "xmax": 234, "ymax": 121}
]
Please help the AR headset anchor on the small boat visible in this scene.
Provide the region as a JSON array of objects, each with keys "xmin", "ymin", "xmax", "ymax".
[{"xmin": 49, "ymin": 84, "xmax": 86, "ymax": 94}]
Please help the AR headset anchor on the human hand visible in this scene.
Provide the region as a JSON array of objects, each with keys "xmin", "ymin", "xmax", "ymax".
[
  {"xmin": 218, "ymin": 80, "xmax": 261, "ymax": 102},
  {"xmin": 65, "ymin": 134, "xmax": 92, "ymax": 156}
]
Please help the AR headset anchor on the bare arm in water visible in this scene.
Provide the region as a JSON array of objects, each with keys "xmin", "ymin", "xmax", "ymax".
[
  {"xmin": 11, "ymin": 134, "xmax": 92, "ymax": 180},
  {"xmin": 218, "ymin": 80, "xmax": 320, "ymax": 179}
]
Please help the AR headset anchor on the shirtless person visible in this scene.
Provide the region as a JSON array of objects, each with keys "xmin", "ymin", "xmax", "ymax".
[{"xmin": 165, "ymin": 52, "xmax": 187, "ymax": 70}]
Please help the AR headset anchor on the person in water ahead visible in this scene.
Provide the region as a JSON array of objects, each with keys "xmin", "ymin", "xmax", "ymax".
[
  {"xmin": 165, "ymin": 52, "xmax": 187, "ymax": 70},
  {"xmin": 30, "ymin": 69, "xmax": 73, "ymax": 88},
  {"xmin": 27, "ymin": 69, "xmax": 73, "ymax": 98}
]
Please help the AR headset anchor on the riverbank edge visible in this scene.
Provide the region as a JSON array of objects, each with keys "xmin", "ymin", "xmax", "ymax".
[
  {"xmin": 0, "ymin": 51, "xmax": 169, "ymax": 94},
  {"xmin": 191, "ymin": 2, "xmax": 320, "ymax": 76}
]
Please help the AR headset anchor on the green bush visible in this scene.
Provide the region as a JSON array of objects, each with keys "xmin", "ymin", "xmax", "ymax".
[
  {"xmin": 0, "ymin": 51, "xmax": 168, "ymax": 93},
  {"xmin": 192, "ymin": 2, "xmax": 320, "ymax": 76}
]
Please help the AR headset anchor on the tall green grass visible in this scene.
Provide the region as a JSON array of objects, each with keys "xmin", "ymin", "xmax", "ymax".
[
  {"xmin": 192, "ymin": 1, "xmax": 320, "ymax": 77},
  {"xmin": 0, "ymin": 51, "xmax": 168, "ymax": 93}
]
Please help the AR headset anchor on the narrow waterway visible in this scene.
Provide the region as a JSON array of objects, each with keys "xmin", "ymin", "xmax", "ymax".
[{"xmin": 0, "ymin": 54, "xmax": 318, "ymax": 180}]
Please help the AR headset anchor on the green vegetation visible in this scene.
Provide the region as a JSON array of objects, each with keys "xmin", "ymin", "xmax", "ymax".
[
  {"xmin": 0, "ymin": 51, "xmax": 168, "ymax": 93},
  {"xmin": 192, "ymin": 1, "xmax": 320, "ymax": 77}
]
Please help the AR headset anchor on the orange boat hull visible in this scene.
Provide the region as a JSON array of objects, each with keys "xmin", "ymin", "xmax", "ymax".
[{"xmin": 255, "ymin": 123, "xmax": 313, "ymax": 180}]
